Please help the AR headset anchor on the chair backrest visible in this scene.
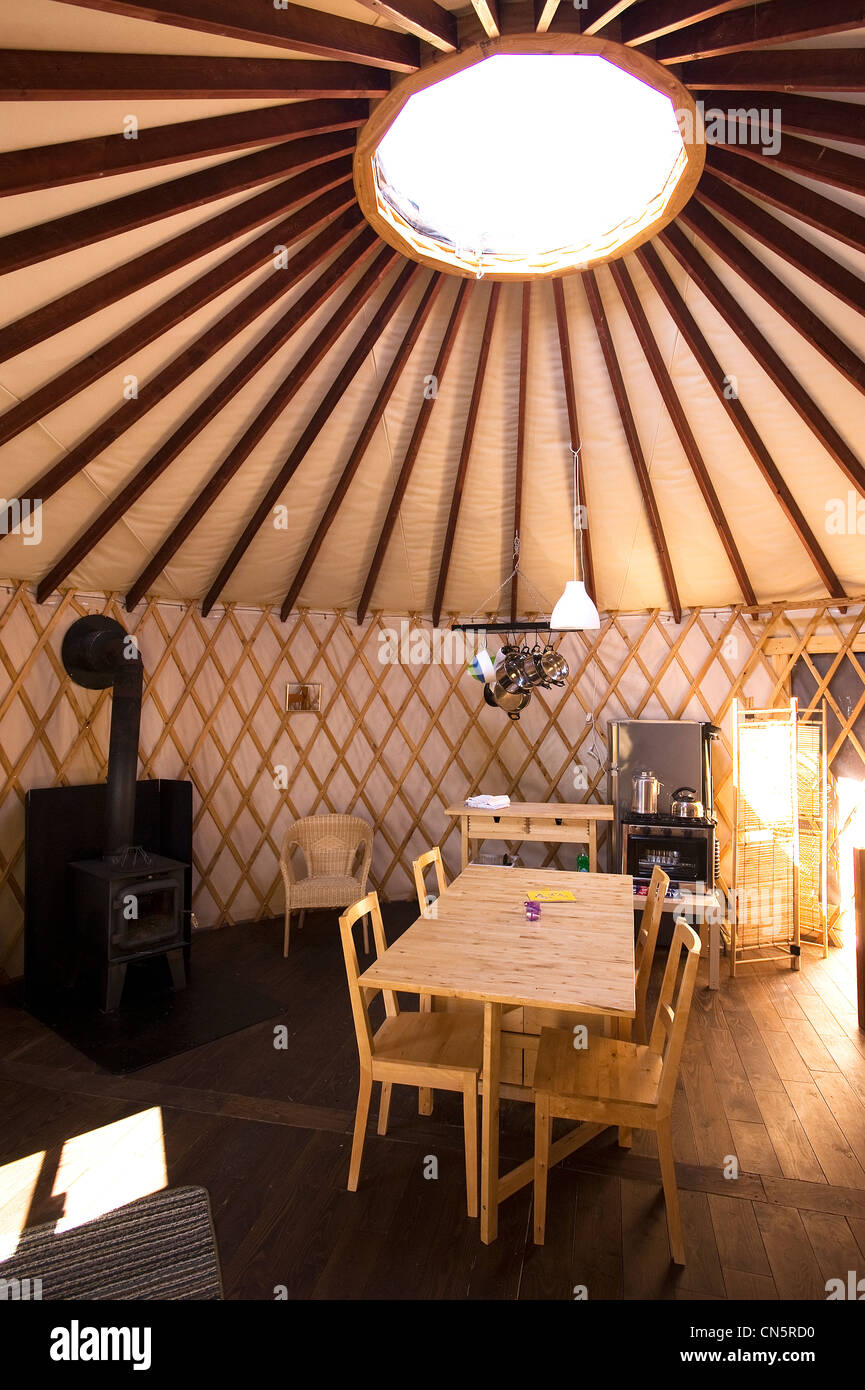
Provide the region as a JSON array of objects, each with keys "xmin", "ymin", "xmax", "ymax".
[
  {"xmin": 338, "ymin": 892, "xmax": 397, "ymax": 1067},
  {"xmin": 649, "ymin": 915, "xmax": 701, "ymax": 1112},
  {"xmin": 287, "ymin": 814, "xmax": 371, "ymax": 879},
  {"xmin": 634, "ymin": 866, "xmax": 669, "ymax": 1044},
  {"xmin": 412, "ymin": 846, "xmax": 447, "ymax": 916}
]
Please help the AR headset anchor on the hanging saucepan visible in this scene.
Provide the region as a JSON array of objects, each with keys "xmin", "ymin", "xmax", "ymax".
[
  {"xmin": 496, "ymin": 645, "xmax": 532, "ymax": 694},
  {"xmin": 484, "ymin": 682, "xmax": 530, "ymax": 720},
  {"xmin": 670, "ymin": 786, "xmax": 704, "ymax": 820},
  {"xmin": 520, "ymin": 644, "xmax": 549, "ymax": 687},
  {"xmin": 538, "ymin": 646, "xmax": 568, "ymax": 687}
]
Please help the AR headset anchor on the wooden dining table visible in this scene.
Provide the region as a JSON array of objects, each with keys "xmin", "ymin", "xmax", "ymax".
[{"xmin": 359, "ymin": 864, "xmax": 636, "ymax": 1243}]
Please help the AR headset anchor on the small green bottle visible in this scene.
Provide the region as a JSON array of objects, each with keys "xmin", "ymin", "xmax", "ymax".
[{"xmin": 576, "ymin": 851, "xmax": 590, "ymax": 872}]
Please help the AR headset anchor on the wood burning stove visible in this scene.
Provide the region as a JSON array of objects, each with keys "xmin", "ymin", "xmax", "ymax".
[{"xmin": 69, "ymin": 851, "xmax": 187, "ymax": 1012}]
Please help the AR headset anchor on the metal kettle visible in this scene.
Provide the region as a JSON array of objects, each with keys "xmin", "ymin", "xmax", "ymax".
[{"xmin": 632, "ymin": 769, "xmax": 660, "ymax": 815}]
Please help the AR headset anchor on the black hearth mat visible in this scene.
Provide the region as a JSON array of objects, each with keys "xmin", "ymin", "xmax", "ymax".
[{"xmin": 28, "ymin": 948, "xmax": 285, "ymax": 1075}]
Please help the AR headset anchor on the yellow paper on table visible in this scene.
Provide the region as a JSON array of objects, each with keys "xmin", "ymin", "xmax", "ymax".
[{"xmin": 525, "ymin": 889, "xmax": 576, "ymax": 902}]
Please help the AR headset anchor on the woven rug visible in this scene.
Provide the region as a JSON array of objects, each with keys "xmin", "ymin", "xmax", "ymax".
[{"xmin": 0, "ymin": 1185, "xmax": 222, "ymax": 1300}]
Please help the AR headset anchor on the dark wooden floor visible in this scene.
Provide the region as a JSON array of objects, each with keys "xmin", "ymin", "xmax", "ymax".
[{"xmin": 2, "ymin": 907, "xmax": 865, "ymax": 1300}]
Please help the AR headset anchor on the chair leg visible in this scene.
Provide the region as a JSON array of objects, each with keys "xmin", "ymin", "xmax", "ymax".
[
  {"xmin": 283, "ymin": 910, "xmax": 291, "ymax": 958},
  {"xmin": 462, "ymin": 1083, "xmax": 479, "ymax": 1219},
  {"xmin": 377, "ymin": 1081, "xmax": 392, "ymax": 1136},
  {"xmin": 363, "ymin": 913, "xmax": 369, "ymax": 955},
  {"xmin": 618, "ymin": 1125, "xmax": 633, "ymax": 1148},
  {"xmin": 657, "ymin": 1116, "xmax": 685, "ymax": 1265},
  {"xmin": 348, "ymin": 1069, "xmax": 373, "ymax": 1192},
  {"xmin": 533, "ymin": 1095, "xmax": 552, "ymax": 1245},
  {"xmin": 417, "ymin": 995, "xmax": 432, "ymax": 1113},
  {"xmin": 298, "ymin": 910, "xmax": 306, "ymax": 932}
]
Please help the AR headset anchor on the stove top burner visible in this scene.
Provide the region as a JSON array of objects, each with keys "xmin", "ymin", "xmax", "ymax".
[{"xmin": 622, "ymin": 811, "xmax": 716, "ymax": 829}]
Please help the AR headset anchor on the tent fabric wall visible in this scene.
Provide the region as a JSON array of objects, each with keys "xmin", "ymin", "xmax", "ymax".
[{"xmin": 2, "ymin": 579, "xmax": 862, "ymax": 978}]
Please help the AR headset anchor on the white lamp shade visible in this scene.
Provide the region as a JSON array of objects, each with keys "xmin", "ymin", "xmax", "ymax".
[{"xmin": 550, "ymin": 580, "xmax": 600, "ymax": 631}]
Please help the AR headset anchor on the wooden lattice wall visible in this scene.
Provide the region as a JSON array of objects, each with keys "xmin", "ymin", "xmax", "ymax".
[{"xmin": 2, "ymin": 581, "xmax": 865, "ymax": 978}]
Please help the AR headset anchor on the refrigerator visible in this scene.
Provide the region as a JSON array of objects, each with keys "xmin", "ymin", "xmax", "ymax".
[{"xmin": 608, "ymin": 719, "xmax": 719, "ymax": 873}]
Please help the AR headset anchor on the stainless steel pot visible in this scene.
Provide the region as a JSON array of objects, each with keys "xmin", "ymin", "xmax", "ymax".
[
  {"xmin": 495, "ymin": 646, "xmax": 532, "ymax": 694},
  {"xmin": 632, "ymin": 770, "xmax": 660, "ymax": 815},
  {"xmin": 484, "ymin": 682, "xmax": 530, "ymax": 720},
  {"xmin": 670, "ymin": 786, "xmax": 704, "ymax": 820}
]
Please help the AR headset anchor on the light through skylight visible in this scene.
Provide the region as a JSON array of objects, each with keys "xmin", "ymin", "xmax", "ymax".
[{"xmin": 371, "ymin": 54, "xmax": 689, "ymax": 277}]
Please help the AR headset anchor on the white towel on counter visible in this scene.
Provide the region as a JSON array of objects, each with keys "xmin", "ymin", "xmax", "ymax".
[{"xmin": 465, "ymin": 795, "xmax": 511, "ymax": 810}]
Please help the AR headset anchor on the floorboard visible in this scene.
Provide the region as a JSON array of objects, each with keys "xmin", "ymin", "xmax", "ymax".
[{"xmin": 1, "ymin": 908, "xmax": 864, "ymax": 1299}]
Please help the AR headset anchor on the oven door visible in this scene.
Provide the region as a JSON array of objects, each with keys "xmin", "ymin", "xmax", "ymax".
[{"xmin": 623, "ymin": 825, "xmax": 709, "ymax": 891}]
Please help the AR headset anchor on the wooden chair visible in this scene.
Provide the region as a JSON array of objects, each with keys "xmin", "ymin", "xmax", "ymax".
[
  {"xmin": 339, "ymin": 892, "xmax": 482, "ymax": 1218},
  {"xmin": 631, "ymin": 865, "xmax": 668, "ymax": 1044},
  {"xmin": 412, "ymin": 846, "xmax": 447, "ymax": 916},
  {"xmin": 280, "ymin": 814, "xmax": 372, "ymax": 957},
  {"xmin": 532, "ymin": 916, "xmax": 701, "ymax": 1263}
]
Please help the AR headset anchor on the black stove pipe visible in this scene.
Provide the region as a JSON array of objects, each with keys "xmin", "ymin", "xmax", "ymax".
[{"xmin": 60, "ymin": 616, "xmax": 144, "ymax": 860}]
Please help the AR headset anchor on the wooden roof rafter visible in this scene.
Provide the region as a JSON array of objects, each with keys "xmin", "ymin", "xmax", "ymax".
[
  {"xmin": 654, "ymin": 0, "xmax": 865, "ymax": 64},
  {"xmin": 704, "ymin": 145, "xmax": 865, "ymax": 253},
  {"xmin": 655, "ymin": 224, "xmax": 865, "ymax": 497},
  {"xmin": 698, "ymin": 90, "xmax": 865, "ymax": 148},
  {"xmin": 201, "ymin": 260, "xmax": 426, "ymax": 617},
  {"xmin": 127, "ymin": 245, "xmax": 402, "ymax": 612},
  {"xmin": 582, "ymin": 269, "xmax": 682, "ymax": 622},
  {"xmin": 613, "ymin": 254, "xmax": 846, "ymax": 600},
  {"xmin": 0, "ymin": 180, "xmax": 357, "ymax": 451},
  {"xmin": 0, "ymin": 157, "xmax": 356, "ymax": 363},
  {"xmin": 32, "ymin": 219, "xmax": 379, "ymax": 604},
  {"xmin": 354, "ymin": 0, "xmax": 457, "ymax": 51},
  {"xmin": 0, "ymin": 100, "xmax": 369, "ymax": 197},
  {"xmin": 432, "ymin": 282, "xmax": 502, "ymax": 628},
  {"xmin": 0, "ymin": 49, "xmax": 394, "ymax": 99},
  {"xmin": 621, "ymin": 2, "xmax": 759, "ymax": 47},
  {"xmin": 357, "ymin": 280, "xmax": 473, "ymax": 625},
  {"xmin": 281, "ymin": 274, "xmax": 449, "ymax": 619},
  {"xmin": 695, "ymin": 172, "xmax": 865, "ymax": 316},
  {"xmin": 710, "ymin": 133, "xmax": 865, "ymax": 201},
  {"xmin": 551, "ymin": 277, "xmax": 596, "ymax": 600},
  {"xmin": 52, "ymin": 0, "xmax": 420, "ymax": 71},
  {"xmin": 605, "ymin": 259, "xmax": 756, "ymax": 607},
  {"xmin": 681, "ymin": 49, "xmax": 865, "ymax": 90},
  {"xmin": 678, "ymin": 199, "xmax": 865, "ymax": 395},
  {"xmin": 0, "ymin": 130, "xmax": 357, "ymax": 276},
  {"xmin": 470, "ymin": 0, "xmax": 500, "ymax": 39}
]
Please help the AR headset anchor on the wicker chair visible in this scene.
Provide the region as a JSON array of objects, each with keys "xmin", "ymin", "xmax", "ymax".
[{"xmin": 280, "ymin": 814, "xmax": 373, "ymax": 957}]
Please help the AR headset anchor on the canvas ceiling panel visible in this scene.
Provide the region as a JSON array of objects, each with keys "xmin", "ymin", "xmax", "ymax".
[
  {"xmin": 0, "ymin": 139, "xmax": 300, "ymax": 241},
  {"xmin": 229, "ymin": 272, "xmax": 434, "ymax": 609},
  {"xmin": 286, "ymin": 273, "xmax": 450, "ymax": 612},
  {"xmin": 372, "ymin": 282, "xmax": 491, "ymax": 615},
  {"xmin": 177, "ymin": 262, "xmax": 414, "ymax": 606},
  {"xmin": 0, "ymin": 174, "xmax": 303, "ymax": 323},
  {"xmin": 671, "ymin": 232, "xmax": 865, "ymax": 596},
  {"xmin": 618, "ymin": 253, "xmax": 801, "ymax": 606},
  {"xmin": 0, "ymin": 217, "xmax": 290, "ymax": 425},
  {"xmin": 664, "ymin": 253, "xmax": 865, "ymax": 591},
  {"xmin": 296, "ymin": 276, "xmax": 461, "ymax": 608},
  {"xmin": 706, "ymin": 205, "xmax": 865, "ymax": 356},
  {"xmin": 109, "ymin": 239, "xmax": 383, "ymax": 566},
  {"xmin": 437, "ymin": 281, "xmax": 519, "ymax": 617}
]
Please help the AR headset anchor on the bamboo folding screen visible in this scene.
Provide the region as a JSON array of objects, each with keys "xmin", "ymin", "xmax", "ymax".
[
  {"xmin": 731, "ymin": 699, "xmax": 829, "ymax": 971},
  {"xmin": 2, "ymin": 581, "xmax": 865, "ymax": 977}
]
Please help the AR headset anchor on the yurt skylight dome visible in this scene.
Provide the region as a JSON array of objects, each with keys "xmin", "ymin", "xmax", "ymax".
[{"xmin": 355, "ymin": 39, "xmax": 705, "ymax": 280}]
